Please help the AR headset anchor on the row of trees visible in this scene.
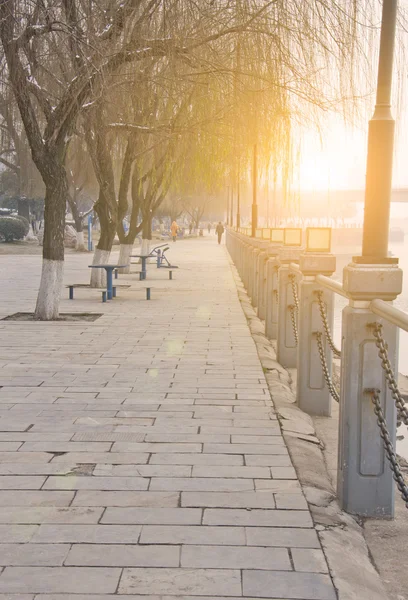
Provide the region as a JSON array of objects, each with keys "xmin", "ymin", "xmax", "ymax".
[{"xmin": 0, "ymin": 0, "xmax": 378, "ymax": 318}]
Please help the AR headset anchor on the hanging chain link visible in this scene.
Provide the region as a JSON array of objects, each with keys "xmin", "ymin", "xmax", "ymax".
[
  {"xmin": 368, "ymin": 388, "xmax": 408, "ymax": 508},
  {"xmin": 288, "ymin": 305, "xmax": 298, "ymax": 345},
  {"xmin": 315, "ymin": 290, "xmax": 341, "ymax": 358},
  {"xmin": 273, "ymin": 289, "xmax": 279, "ymax": 305},
  {"xmin": 314, "ymin": 331, "xmax": 340, "ymax": 403},
  {"xmin": 370, "ymin": 322, "xmax": 408, "ymax": 427},
  {"xmin": 289, "ymin": 274, "xmax": 299, "ymax": 311},
  {"xmin": 288, "ymin": 274, "xmax": 299, "ymax": 346}
]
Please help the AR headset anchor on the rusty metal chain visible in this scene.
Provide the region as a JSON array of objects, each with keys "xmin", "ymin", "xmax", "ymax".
[
  {"xmin": 315, "ymin": 290, "xmax": 341, "ymax": 358},
  {"xmin": 370, "ymin": 323, "xmax": 408, "ymax": 427},
  {"xmin": 273, "ymin": 289, "xmax": 279, "ymax": 305},
  {"xmin": 289, "ymin": 273, "xmax": 299, "ymax": 311},
  {"xmin": 368, "ymin": 388, "xmax": 408, "ymax": 508},
  {"xmin": 315, "ymin": 331, "xmax": 340, "ymax": 403},
  {"xmin": 288, "ymin": 305, "xmax": 298, "ymax": 345}
]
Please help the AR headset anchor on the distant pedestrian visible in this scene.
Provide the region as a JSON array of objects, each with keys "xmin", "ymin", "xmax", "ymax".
[
  {"xmin": 216, "ymin": 221, "xmax": 224, "ymax": 245},
  {"xmin": 189, "ymin": 222, "xmax": 193, "ymax": 235},
  {"xmin": 208, "ymin": 223, "xmax": 211, "ymax": 234},
  {"xmin": 171, "ymin": 220, "xmax": 179, "ymax": 242}
]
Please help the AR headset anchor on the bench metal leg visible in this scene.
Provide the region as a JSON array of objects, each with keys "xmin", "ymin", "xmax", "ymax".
[
  {"xmin": 146, "ymin": 288, "xmax": 151, "ymax": 300},
  {"xmin": 112, "ymin": 286, "xmax": 116, "ymax": 298},
  {"xmin": 102, "ymin": 291, "xmax": 107, "ymax": 302},
  {"xmin": 69, "ymin": 286, "xmax": 74, "ymax": 300},
  {"xmin": 114, "ymin": 269, "xmax": 118, "ymax": 279},
  {"xmin": 169, "ymin": 271, "xmax": 173, "ymax": 280}
]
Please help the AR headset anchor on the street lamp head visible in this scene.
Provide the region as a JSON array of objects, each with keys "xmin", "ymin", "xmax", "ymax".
[
  {"xmin": 284, "ymin": 228, "xmax": 302, "ymax": 246},
  {"xmin": 271, "ymin": 228, "xmax": 284, "ymax": 244},
  {"xmin": 306, "ymin": 227, "xmax": 332, "ymax": 253}
]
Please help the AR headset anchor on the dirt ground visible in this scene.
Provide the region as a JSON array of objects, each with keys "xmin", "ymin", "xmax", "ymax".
[{"xmin": 0, "ymin": 242, "xmax": 82, "ymax": 255}]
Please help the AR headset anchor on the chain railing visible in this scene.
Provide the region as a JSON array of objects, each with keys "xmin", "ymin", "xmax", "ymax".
[
  {"xmin": 288, "ymin": 305, "xmax": 298, "ymax": 345},
  {"xmin": 368, "ymin": 388, "xmax": 408, "ymax": 508},
  {"xmin": 315, "ymin": 290, "xmax": 341, "ymax": 358},
  {"xmin": 315, "ymin": 331, "xmax": 340, "ymax": 403},
  {"xmin": 370, "ymin": 322, "xmax": 408, "ymax": 427},
  {"xmin": 288, "ymin": 274, "xmax": 299, "ymax": 345}
]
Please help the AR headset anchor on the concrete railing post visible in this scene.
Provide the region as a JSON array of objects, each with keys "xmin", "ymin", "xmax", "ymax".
[
  {"xmin": 296, "ymin": 253, "xmax": 336, "ymax": 416},
  {"xmin": 338, "ymin": 262, "xmax": 402, "ymax": 517},
  {"xmin": 265, "ymin": 248, "xmax": 281, "ymax": 340},
  {"xmin": 248, "ymin": 242, "xmax": 259, "ymax": 305},
  {"xmin": 276, "ymin": 248, "xmax": 301, "ymax": 368},
  {"xmin": 256, "ymin": 245, "xmax": 271, "ymax": 321}
]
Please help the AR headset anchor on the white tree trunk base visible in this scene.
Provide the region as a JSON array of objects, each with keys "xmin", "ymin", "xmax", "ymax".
[
  {"xmin": 141, "ymin": 238, "xmax": 152, "ymax": 262},
  {"xmin": 34, "ymin": 259, "xmax": 64, "ymax": 320},
  {"xmin": 76, "ymin": 230, "xmax": 86, "ymax": 252},
  {"xmin": 90, "ymin": 249, "xmax": 110, "ymax": 288},
  {"xmin": 118, "ymin": 244, "xmax": 133, "ymax": 274}
]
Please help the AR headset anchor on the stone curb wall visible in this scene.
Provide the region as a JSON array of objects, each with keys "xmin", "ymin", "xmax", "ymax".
[{"xmin": 229, "ymin": 259, "xmax": 389, "ymax": 600}]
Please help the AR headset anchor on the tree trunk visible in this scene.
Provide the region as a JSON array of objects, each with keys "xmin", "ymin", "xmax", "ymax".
[
  {"xmin": 90, "ymin": 193, "xmax": 116, "ymax": 288},
  {"xmin": 76, "ymin": 229, "xmax": 86, "ymax": 252},
  {"xmin": 141, "ymin": 212, "xmax": 152, "ymax": 259},
  {"xmin": 18, "ymin": 198, "xmax": 30, "ymax": 221},
  {"xmin": 118, "ymin": 243, "xmax": 133, "ymax": 274},
  {"xmin": 34, "ymin": 173, "xmax": 67, "ymax": 320}
]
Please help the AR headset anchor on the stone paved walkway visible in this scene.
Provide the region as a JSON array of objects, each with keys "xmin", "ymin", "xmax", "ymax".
[{"xmin": 0, "ymin": 237, "xmax": 337, "ymax": 600}]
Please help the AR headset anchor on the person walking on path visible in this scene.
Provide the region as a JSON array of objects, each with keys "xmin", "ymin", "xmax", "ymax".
[
  {"xmin": 216, "ymin": 221, "xmax": 224, "ymax": 244},
  {"xmin": 208, "ymin": 222, "xmax": 211, "ymax": 234},
  {"xmin": 171, "ymin": 220, "xmax": 178, "ymax": 242}
]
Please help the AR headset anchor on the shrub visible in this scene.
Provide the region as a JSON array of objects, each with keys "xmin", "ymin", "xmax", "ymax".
[
  {"xmin": 15, "ymin": 215, "xmax": 30, "ymax": 236},
  {"xmin": 0, "ymin": 217, "xmax": 26, "ymax": 242}
]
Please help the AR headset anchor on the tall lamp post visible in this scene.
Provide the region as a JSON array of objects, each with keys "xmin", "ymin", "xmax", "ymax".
[
  {"xmin": 360, "ymin": 0, "xmax": 397, "ymax": 262},
  {"xmin": 251, "ymin": 143, "xmax": 258, "ymax": 237},
  {"xmin": 338, "ymin": 0, "xmax": 403, "ymax": 518}
]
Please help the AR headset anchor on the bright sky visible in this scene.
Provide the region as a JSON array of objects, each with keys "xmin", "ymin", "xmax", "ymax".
[{"xmin": 295, "ymin": 4, "xmax": 408, "ymax": 193}]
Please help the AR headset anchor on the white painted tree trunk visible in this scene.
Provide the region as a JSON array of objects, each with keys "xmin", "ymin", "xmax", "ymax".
[
  {"xmin": 118, "ymin": 244, "xmax": 133, "ymax": 273},
  {"xmin": 76, "ymin": 230, "xmax": 86, "ymax": 252},
  {"xmin": 90, "ymin": 248, "xmax": 110, "ymax": 288},
  {"xmin": 140, "ymin": 238, "xmax": 150, "ymax": 256},
  {"xmin": 34, "ymin": 259, "xmax": 64, "ymax": 320}
]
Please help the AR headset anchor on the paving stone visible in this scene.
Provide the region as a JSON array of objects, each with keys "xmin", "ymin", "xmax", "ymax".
[
  {"xmin": 32, "ymin": 524, "xmax": 142, "ymax": 544},
  {"xmin": 92, "ymin": 464, "xmax": 191, "ymax": 478},
  {"xmin": 0, "ymin": 476, "xmax": 46, "ymax": 489},
  {"xmin": 0, "ymin": 525, "xmax": 38, "ymax": 543},
  {"xmin": 43, "ymin": 476, "xmax": 149, "ymax": 491},
  {"xmin": 102, "ymin": 507, "xmax": 202, "ymax": 525},
  {"xmin": 275, "ymin": 493, "xmax": 309, "ymax": 509},
  {"xmin": 246, "ymin": 527, "xmax": 321, "ymax": 548},
  {"xmin": 111, "ymin": 442, "xmax": 202, "ymax": 453},
  {"xmin": 0, "ymin": 464, "xmax": 87, "ymax": 476},
  {"xmin": 0, "ymin": 491, "xmax": 74, "ymax": 507},
  {"xmin": 182, "ymin": 491, "xmax": 276, "ymax": 509},
  {"xmin": 181, "ymin": 545, "xmax": 291, "ymax": 570},
  {"xmin": 243, "ymin": 570, "xmax": 336, "ymax": 599},
  {"xmin": 0, "ymin": 567, "xmax": 121, "ymax": 594},
  {"xmin": 291, "ymin": 549, "xmax": 329, "ymax": 573},
  {"xmin": 65, "ymin": 544, "xmax": 180, "ymax": 567},
  {"xmin": 255, "ymin": 480, "xmax": 301, "ymax": 492},
  {"xmin": 51, "ymin": 453, "xmax": 149, "ymax": 464},
  {"xmin": 203, "ymin": 508, "xmax": 313, "ymax": 527},
  {"xmin": 191, "ymin": 466, "xmax": 271, "ymax": 479},
  {"xmin": 119, "ymin": 567, "xmax": 242, "ymax": 596},
  {"xmin": 245, "ymin": 454, "xmax": 291, "ymax": 466},
  {"xmin": 150, "ymin": 453, "xmax": 244, "ymax": 466},
  {"xmin": 0, "ymin": 507, "xmax": 103, "ymax": 524},
  {"xmin": 205, "ymin": 444, "xmax": 287, "ymax": 455},
  {"xmin": 139, "ymin": 525, "xmax": 246, "ymax": 545},
  {"xmin": 0, "ymin": 544, "xmax": 69, "ymax": 566},
  {"xmin": 0, "ymin": 453, "xmax": 52, "ymax": 463},
  {"xmin": 149, "ymin": 477, "xmax": 254, "ymax": 492},
  {"xmin": 72, "ymin": 490, "xmax": 180, "ymax": 507}
]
